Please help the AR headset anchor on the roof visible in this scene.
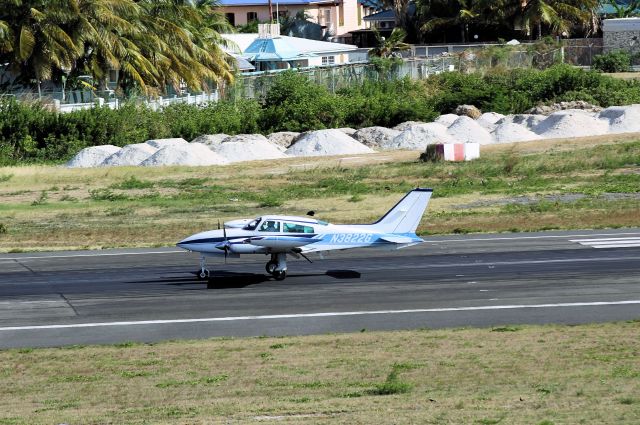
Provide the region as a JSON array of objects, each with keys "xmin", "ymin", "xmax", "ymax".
[
  {"xmin": 244, "ymin": 37, "xmax": 314, "ymax": 61},
  {"xmin": 363, "ymin": 3, "xmax": 415, "ymax": 21},
  {"xmin": 599, "ymin": 1, "xmax": 640, "ymax": 15},
  {"xmin": 223, "ymin": 33, "xmax": 358, "ymax": 57},
  {"xmin": 220, "ymin": 0, "xmax": 333, "ymax": 5},
  {"xmin": 232, "ymin": 54, "xmax": 256, "ymax": 71}
]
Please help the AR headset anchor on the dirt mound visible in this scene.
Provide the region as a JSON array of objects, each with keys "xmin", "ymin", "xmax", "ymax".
[
  {"xmin": 140, "ymin": 143, "xmax": 228, "ymax": 166},
  {"xmin": 526, "ymin": 101, "xmax": 602, "ymax": 115},
  {"xmin": 435, "ymin": 114, "xmax": 459, "ymax": 127},
  {"xmin": 492, "ymin": 123, "xmax": 542, "ymax": 143},
  {"xmin": 285, "ymin": 129, "xmax": 374, "ymax": 156},
  {"xmin": 66, "ymin": 145, "xmax": 122, "ymax": 168},
  {"xmin": 267, "ymin": 132, "xmax": 300, "ymax": 150},
  {"xmin": 384, "ymin": 123, "xmax": 457, "ymax": 150},
  {"xmin": 101, "ymin": 143, "xmax": 158, "ymax": 166},
  {"xmin": 447, "ymin": 116, "xmax": 495, "ymax": 145},
  {"xmin": 476, "ymin": 112, "xmax": 506, "ymax": 130},
  {"xmin": 191, "ymin": 134, "xmax": 229, "ymax": 148},
  {"xmin": 597, "ymin": 105, "xmax": 640, "ymax": 134},
  {"xmin": 392, "ymin": 121, "xmax": 427, "ymax": 131},
  {"xmin": 353, "ymin": 126, "xmax": 401, "ymax": 148},
  {"xmin": 145, "ymin": 138, "xmax": 188, "ymax": 149},
  {"xmin": 532, "ymin": 110, "xmax": 609, "ymax": 138},
  {"xmin": 212, "ymin": 135, "xmax": 288, "ymax": 163}
]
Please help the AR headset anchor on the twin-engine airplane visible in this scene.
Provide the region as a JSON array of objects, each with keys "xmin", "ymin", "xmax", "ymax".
[{"xmin": 177, "ymin": 188, "xmax": 432, "ymax": 281}]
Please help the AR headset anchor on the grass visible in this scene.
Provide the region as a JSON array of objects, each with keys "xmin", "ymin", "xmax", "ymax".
[
  {"xmin": 0, "ymin": 321, "xmax": 639, "ymax": 424},
  {"xmin": 0, "ymin": 134, "xmax": 638, "ymax": 252}
]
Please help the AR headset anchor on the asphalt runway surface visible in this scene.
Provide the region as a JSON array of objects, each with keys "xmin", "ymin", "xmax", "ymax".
[{"xmin": 1, "ymin": 229, "xmax": 639, "ymax": 348}]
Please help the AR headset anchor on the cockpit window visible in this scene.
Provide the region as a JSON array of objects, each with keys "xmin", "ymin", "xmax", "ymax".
[
  {"xmin": 258, "ymin": 220, "xmax": 280, "ymax": 232},
  {"xmin": 243, "ymin": 218, "xmax": 261, "ymax": 231}
]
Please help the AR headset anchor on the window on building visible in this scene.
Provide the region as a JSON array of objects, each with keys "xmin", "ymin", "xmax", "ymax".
[
  {"xmin": 283, "ymin": 222, "xmax": 315, "ymax": 233},
  {"xmin": 272, "ymin": 11, "xmax": 288, "ymax": 21},
  {"xmin": 225, "ymin": 12, "xmax": 235, "ymax": 26},
  {"xmin": 339, "ymin": 2, "xmax": 344, "ymax": 26},
  {"xmin": 357, "ymin": 5, "xmax": 362, "ymax": 26},
  {"xmin": 247, "ymin": 12, "xmax": 258, "ymax": 23},
  {"xmin": 321, "ymin": 56, "xmax": 335, "ymax": 65}
]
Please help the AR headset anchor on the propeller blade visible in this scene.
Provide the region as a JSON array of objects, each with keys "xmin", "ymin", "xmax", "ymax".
[{"xmin": 223, "ymin": 224, "xmax": 228, "ymax": 263}]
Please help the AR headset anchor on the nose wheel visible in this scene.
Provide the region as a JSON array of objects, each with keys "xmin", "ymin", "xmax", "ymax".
[{"xmin": 197, "ymin": 255, "xmax": 210, "ymax": 280}]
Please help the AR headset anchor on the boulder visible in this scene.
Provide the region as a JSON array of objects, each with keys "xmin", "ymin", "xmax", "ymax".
[
  {"xmin": 66, "ymin": 145, "xmax": 122, "ymax": 168},
  {"xmin": 352, "ymin": 126, "xmax": 401, "ymax": 148},
  {"xmin": 267, "ymin": 131, "xmax": 300, "ymax": 149},
  {"xmin": 285, "ymin": 129, "xmax": 374, "ymax": 157},
  {"xmin": 384, "ymin": 123, "xmax": 457, "ymax": 150},
  {"xmin": 455, "ymin": 104, "xmax": 482, "ymax": 119}
]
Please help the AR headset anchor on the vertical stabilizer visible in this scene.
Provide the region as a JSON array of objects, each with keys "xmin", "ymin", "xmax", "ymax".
[{"xmin": 370, "ymin": 188, "xmax": 432, "ymax": 234}]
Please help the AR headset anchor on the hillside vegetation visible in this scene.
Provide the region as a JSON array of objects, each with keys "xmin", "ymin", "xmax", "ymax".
[{"xmin": 3, "ymin": 65, "xmax": 640, "ymax": 165}]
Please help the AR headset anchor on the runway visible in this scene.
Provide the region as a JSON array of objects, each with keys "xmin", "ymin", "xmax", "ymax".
[{"xmin": 1, "ymin": 229, "xmax": 639, "ymax": 348}]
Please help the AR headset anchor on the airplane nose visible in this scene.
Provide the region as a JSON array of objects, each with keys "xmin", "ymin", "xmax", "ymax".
[{"xmin": 176, "ymin": 236, "xmax": 193, "ymax": 250}]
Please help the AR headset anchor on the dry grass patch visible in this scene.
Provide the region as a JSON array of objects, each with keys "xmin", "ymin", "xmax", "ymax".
[{"xmin": 1, "ymin": 322, "xmax": 639, "ymax": 424}]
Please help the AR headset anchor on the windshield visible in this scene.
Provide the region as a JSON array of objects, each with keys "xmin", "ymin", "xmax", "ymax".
[{"xmin": 243, "ymin": 218, "xmax": 261, "ymax": 231}]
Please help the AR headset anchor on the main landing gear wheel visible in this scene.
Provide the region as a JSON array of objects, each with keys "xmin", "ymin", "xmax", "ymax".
[
  {"xmin": 273, "ymin": 270, "xmax": 287, "ymax": 281},
  {"xmin": 265, "ymin": 261, "xmax": 278, "ymax": 274}
]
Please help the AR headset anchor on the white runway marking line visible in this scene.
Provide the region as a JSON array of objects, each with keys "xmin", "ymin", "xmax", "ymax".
[
  {"xmin": 570, "ymin": 237, "xmax": 640, "ymax": 249},
  {"xmin": 0, "ymin": 250, "xmax": 185, "ymax": 261},
  {"xmin": 1, "ymin": 300, "xmax": 639, "ymax": 332},
  {"xmin": 435, "ymin": 231, "xmax": 640, "ymax": 243}
]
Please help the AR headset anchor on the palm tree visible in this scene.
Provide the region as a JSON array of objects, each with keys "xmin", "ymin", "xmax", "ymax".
[
  {"xmin": 603, "ymin": 0, "xmax": 640, "ymax": 18},
  {"xmin": 418, "ymin": 0, "xmax": 478, "ymax": 42},
  {"xmin": 0, "ymin": 0, "xmax": 81, "ymax": 96},
  {"xmin": 516, "ymin": 0, "xmax": 599, "ymax": 39}
]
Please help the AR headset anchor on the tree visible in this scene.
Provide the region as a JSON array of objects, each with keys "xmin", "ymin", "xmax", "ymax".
[
  {"xmin": 603, "ymin": 0, "xmax": 640, "ymax": 18},
  {"xmin": 516, "ymin": 0, "xmax": 599, "ymax": 39},
  {"xmin": 369, "ymin": 27, "xmax": 411, "ymax": 58},
  {"xmin": 418, "ymin": 0, "xmax": 478, "ymax": 43}
]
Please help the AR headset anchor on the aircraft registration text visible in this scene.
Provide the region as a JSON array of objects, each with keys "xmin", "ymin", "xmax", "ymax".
[{"xmin": 329, "ymin": 233, "xmax": 374, "ymax": 244}]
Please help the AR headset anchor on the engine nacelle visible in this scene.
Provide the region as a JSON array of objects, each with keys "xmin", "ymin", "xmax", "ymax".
[{"xmin": 228, "ymin": 243, "xmax": 267, "ymax": 254}]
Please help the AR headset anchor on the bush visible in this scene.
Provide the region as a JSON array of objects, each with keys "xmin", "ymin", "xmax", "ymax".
[{"xmin": 592, "ymin": 51, "xmax": 632, "ymax": 73}]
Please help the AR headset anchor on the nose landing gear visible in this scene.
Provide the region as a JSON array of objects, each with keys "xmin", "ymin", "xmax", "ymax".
[{"xmin": 197, "ymin": 255, "xmax": 210, "ymax": 280}]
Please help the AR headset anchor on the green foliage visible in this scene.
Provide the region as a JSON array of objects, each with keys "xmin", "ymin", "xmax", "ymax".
[
  {"xmin": 0, "ymin": 223, "xmax": 7, "ymax": 234},
  {"xmin": 368, "ymin": 364, "xmax": 414, "ymax": 396},
  {"xmin": 592, "ymin": 51, "xmax": 632, "ymax": 73},
  {"xmin": 260, "ymin": 71, "xmax": 345, "ymax": 132}
]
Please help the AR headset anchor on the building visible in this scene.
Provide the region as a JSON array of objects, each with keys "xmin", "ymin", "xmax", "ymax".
[
  {"xmin": 219, "ymin": 0, "xmax": 379, "ymax": 42},
  {"xmin": 223, "ymin": 25, "xmax": 365, "ymax": 72},
  {"xmin": 603, "ymin": 17, "xmax": 640, "ymax": 55}
]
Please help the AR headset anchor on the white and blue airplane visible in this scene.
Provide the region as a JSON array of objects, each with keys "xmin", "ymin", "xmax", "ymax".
[{"xmin": 177, "ymin": 188, "xmax": 432, "ymax": 281}]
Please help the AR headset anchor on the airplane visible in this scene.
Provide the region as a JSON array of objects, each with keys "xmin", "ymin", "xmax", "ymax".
[{"xmin": 177, "ymin": 188, "xmax": 432, "ymax": 282}]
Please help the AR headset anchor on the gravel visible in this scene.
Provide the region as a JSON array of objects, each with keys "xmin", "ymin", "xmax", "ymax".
[
  {"xmin": 101, "ymin": 143, "xmax": 158, "ymax": 166},
  {"xmin": 491, "ymin": 123, "xmax": 542, "ymax": 143},
  {"xmin": 447, "ymin": 116, "xmax": 495, "ymax": 144},
  {"xmin": 212, "ymin": 134, "xmax": 288, "ymax": 163},
  {"xmin": 140, "ymin": 143, "xmax": 228, "ymax": 166},
  {"xmin": 145, "ymin": 138, "xmax": 189, "ymax": 148},
  {"xmin": 353, "ymin": 126, "xmax": 401, "ymax": 148},
  {"xmin": 285, "ymin": 129, "xmax": 374, "ymax": 156},
  {"xmin": 384, "ymin": 123, "xmax": 457, "ymax": 150},
  {"xmin": 66, "ymin": 145, "xmax": 122, "ymax": 168},
  {"xmin": 597, "ymin": 104, "xmax": 640, "ymax": 134},
  {"xmin": 532, "ymin": 110, "xmax": 610, "ymax": 138}
]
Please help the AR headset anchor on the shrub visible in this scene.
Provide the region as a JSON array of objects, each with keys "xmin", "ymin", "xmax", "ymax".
[{"xmin": 592, "ymin": 51, "xmax": 632, "ymax": 73}]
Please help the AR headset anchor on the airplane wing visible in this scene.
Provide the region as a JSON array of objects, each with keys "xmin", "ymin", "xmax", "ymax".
[{"xmin": 247, "ymin": 235, "xmax": 318, "ymax": 249}]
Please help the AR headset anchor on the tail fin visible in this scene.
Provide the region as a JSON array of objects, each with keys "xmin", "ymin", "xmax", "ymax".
[{"xmin": 370, "ymin": 188, "xmax": 432, "ymax": 234}]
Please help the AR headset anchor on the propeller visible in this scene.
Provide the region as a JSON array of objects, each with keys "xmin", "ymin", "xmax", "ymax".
[{"xmin": 222, "ymin": 222, "xmax": 229, "ymax": 263}]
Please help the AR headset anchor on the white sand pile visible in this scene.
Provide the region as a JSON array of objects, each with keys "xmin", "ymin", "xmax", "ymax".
[
  {"xmin": 145, "ymin": 138, "xmax": 188, "ymax": 149},
  {"xmin": 101, "ymin": 143, "xmax": 158, "ymax": 166},
  {"xmin": 435, "ymin": 114, "xmax": 459, "ymax": 127},
  {"xmin": 268, "ymin": 132, "xmax": 299, "ymax": 150},
  {"xmin": 212, "ymin": 134, "xmax": 288, "ymax": 163},
  {"xmin": 496, "ymin": 114, "xmax": 546, "ymax": 130},
  {"xmin": 66, "ymin": 145, "xmax": 122, "ymax": 168},
  {"xmin": 191, "ymin": 134, "xmax": 229, "ymax": 149},
  {"xmin": 285, "ymin": 129, "xmax": 374, "ymax": 157},
  {"xmin": 532, "ymin": 110, "xmax": 609, "ymax": 138},
  {"xmin": 492, "ymin": 123, "xmax": 542, "ymax": 143},
  {"xmin": 447, "ymin": 116, "xmax": 495, "ymax": 144},
  {"xmin": 597, "ymin": 105, "xmax": 640, "ymax": 134},
  {"xmin": 476, "ymin": 112, "xmax": 506, "ymax": 130},
  {"xmin": 353, "ymin": 126, "xmax": 401, "ymax": 148},
  {"xmin": 384, "ymin": 123, "xmax": 457, "ymax": 150},
  {"xmin": 140, "ymin": 142, "xmax": 228, "ymax": 166},
  {"xmin": 393, "ymin": 121, "xmax": 427, "ymax": 131}
]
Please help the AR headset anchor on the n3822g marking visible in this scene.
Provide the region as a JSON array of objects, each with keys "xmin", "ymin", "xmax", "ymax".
[{"xmin": 329, "ymin": 233, "xmax": 374, "ymax": 244}]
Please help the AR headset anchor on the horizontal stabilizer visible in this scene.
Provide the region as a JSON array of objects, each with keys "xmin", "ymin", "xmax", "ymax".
[{"xmin": 379, "ymin": 235, "xmax": 422, "ymax": 244}]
